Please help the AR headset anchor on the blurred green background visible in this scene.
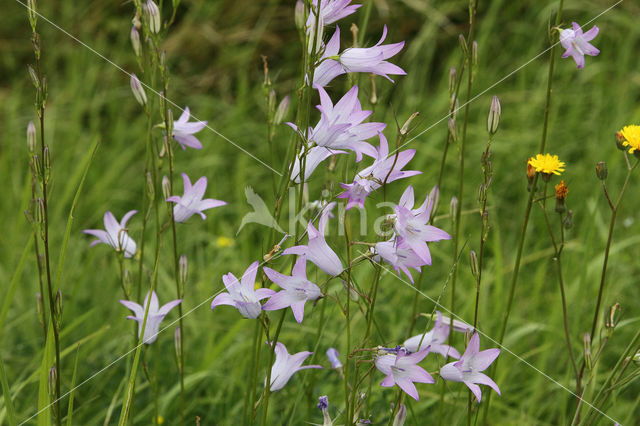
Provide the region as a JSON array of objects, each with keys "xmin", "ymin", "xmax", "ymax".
[{"xmin": 1, "ymin": 0, "xmax": 640, "ymax": 424}]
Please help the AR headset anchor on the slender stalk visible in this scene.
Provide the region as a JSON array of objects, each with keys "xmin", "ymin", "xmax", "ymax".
[
  {"xmin": 343, "ymin": 210, "xmax": 353, "ymax": 425},
  {"xmin": 261, "ymin": 310, "xmax": 287, "ymax": 426}
]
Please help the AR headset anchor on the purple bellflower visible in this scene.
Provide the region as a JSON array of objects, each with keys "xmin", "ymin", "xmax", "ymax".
[
  {"xmin": 290, "ymin": 146, "xmax": 347, "ymax": 183},
  {"xmin": 404, "ymin": 311, "xmax": 461, "ymax": 359},
  {"xmin": 560, "ymin": 22, "xmax": 600, "ymax": 69},
  {"xmin": 314, "ymin": 26, "xmax": 406, "ymax": 87},
  {"xmin": 326, "ymin": 347, "xmax": 342, "ymax": 368},
  {"xmin": 374, "ymin": 237, "xmax": 427, "ymax": 284},
  {"xmin": 338, "ymin": 133, "xmax": 420, "ymax": 209},
  {"xmin": 439, "ymin": 332, "xmax": 501, "ymax": 402},
  {"xmin": 268, "ymin": 342, "xmax": 322, "ymax": 391},
  {"xmin": 262, "ymin": 255, "xmax": 323, "ymax": 324},
  {"xmin": 166, "ymin": 173, "xmax": 226, "ymax": 223},
  {"xmin": 84, "ymin": 210, "xmax": 138, "ymax": 258},
  {"xmin": 375, "ymin": 347, "xmax": 434, "ymax": 401},
  {"xmin": 211, "ymin": 261, "xmax": 275, "ymax": 319},
  {"xmin": 283, "ymin": 209, "xmax": 344, "ymax": 276},
  {"xmin": 120, "ymin": 290, "xmax": 181, "ymax": 344},
  {"xmin": 307, "ymin": 0, "xmax": 360, "ymax": 29},
  {"xmin": 172, "ymin": 106, "xmax": 207, "ymax": 150}
]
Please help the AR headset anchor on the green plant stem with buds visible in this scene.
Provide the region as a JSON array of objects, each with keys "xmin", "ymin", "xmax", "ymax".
[{"xmin": 482, "ymin": 1, "xmax": 564, "ymax": 422}]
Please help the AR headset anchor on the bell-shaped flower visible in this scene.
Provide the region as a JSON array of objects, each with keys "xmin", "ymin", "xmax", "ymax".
[
  {"xmin": 314, "ymin": 26, "xmax": 406, "ymax": 87},
  {"xmin": 396, "ymin": 185, "xmax": 438, "ymax": 221},
  {"xmin": 262, "ymin": 256, "xmax": 323, "ymax": 324},
  {"xmin": 166, "ymin": 173, "xmax": 226, "ymax": 223},
  {"xmin": 283, "ymin": 209, "xmax": 343, "ymax": 276},
  {"xmin": 172, "ymin": 106, "xmax": 207, "ymax": 150},
  {"xmin": 120, "ymin": 290, "xmax": 181, "ymax": 344},
  {"xmin": 404, "ymin": 311, "xmax": 461, "ymax": 359},
  {"xmin": 559, "ymin": 22, "xmax": 600, "ymax": 69},
  {"xmin": 338, "ymin": 133, "xmax": 420, "ymax": 209},
  {"xmin": 375, "ymin": 347, "xmax": 434, "ymax": 401},
  {"xmin": 211, "ymin": 261, "xmax": 275, "ymax": 319},
  {"xmin": 305, "ymin": 0, "xmax": 360, "ymax": 54},
  {"xmin": 326, "ymin": 347, "xmax": 342, "ymax": 369},
  {"xmin": 374, "ymin": 237, "xmax": 427, "ymax": 284},
  {"xmin": 439, "ymin": 332, "xmax": 501, "ymax": 402},
  {"xmin": 393, "ymin": 203, "xmax": 450, "ymax": 264},
  {"xmin": 268, "ymin": 342, "xmax": 322, "ymax": 391},
  {"xmin": 290, "ymin": 146, "xmax": 347, "ymax": 183},
  {"xmin": 84, "ymin": 210, "xmax": 138, "ymax": 258}
]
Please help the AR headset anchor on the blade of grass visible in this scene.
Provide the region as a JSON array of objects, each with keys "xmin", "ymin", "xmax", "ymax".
[
  {"xmin": 65, "ymin": 345, "xmax": 80, "ymax": 426},
  {"xmin": 0, "ymin": 354, "xmax": 18, "ymax": 426}
]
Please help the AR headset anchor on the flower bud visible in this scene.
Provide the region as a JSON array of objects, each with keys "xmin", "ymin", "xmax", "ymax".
[
  {"xmin": 36, "ymin": 293, "xmax": 45, "ymax": 327},
  {"xmin": 174, "ymin": 327, "xmax": 182, "ymax": 371},
  {"xmin": 400, "ymin": 112, "xmax": 419, "ymax": 136},
  {"xmin": 35, "ymin": 198, "xmax": 45, "ymax": 225},
  {"xmin": 472, "ymin": 41, "xmax": 478, "ymax": 67},
  {"xmin": 27, "ymin": 121, "xmax": 36, "ymax": 153},
  {"xmin": 130, "ymin": 26, "xmax": 141, "ymax": 57},
  {"xmin": 179, "ymin": 254, "xmax": 188, "ymax": 288},
  {"xmin": 27, "ymin": 0, "xmax": 37, "ymax": 32},
  {"xmin": 595, "ymin": 161, "xmax": 607, "ymax": 181},
  {"xmin": 146, "ymin": 0, "xmax": 161, "ymax": 34},
  {"xmin": 130, "ymin": 74, "xmax": 147, "ymax": 106},
  {"xmin": 448, "ymin": 118, "xmax": 457, "ymax": 142},
  {"xmin": 449, "ymin": 196, "xmax": 458, "ymax": 223},
  {"xmin": 487, "ymin": 96, "xmax": 501, "ymax": 135},
  {"xmin": 28, "ymin": 65, "xmax": 39, "ymax": 88},
  {"xmin": 326, "ymin": 347, "xmax": 342, "ymax": 369},
  {"xmin": 448, "ymin": 67, "xmax": 456, "ymax": 94},
  {"xmin": 161, "ymin": 175, "xmax": 171, "ymax": 200},
  {"xmin": 317, "ymin": 396, "xmax": 332, "ymax": 426},
  {"xmin": 33, "ymin": 154, "xmax": 43, "ymax": 180},
  {"xmin": 393, "ymin": 404, "xmax": 407, "ymax": 426},
  {"xmin": 48, "ymin": 366, "xmax": 57, "ymax": 399},
  {"xmin": 294, "ymin": 0, "xmax": 305, "ymax": 31},
  {"xmin": 458, "ymin": 34, "xmax": 468, "ymax": 55},
  {"xmin": 605, "ymin": 302, "xmax": 621, "ymax": 336},
  {"xmin": 469, "ymin": 250, "xmax": 479, "ymax": 281},
  {"xmin": 274, "ymin": 95, "xmax": 290, "ymax": 125},
  {"xmin": 43, "ymin": 146, "xmax": 51, "ymax": 180},
  {"xmin": 584, "ymin": 333, "xmax": 592, "ymax": 370},
  {"xmin": 54, "ymin": 289, "xmax": 63, "ymax": 332},
  {"xmin": 554, "ymin": 180, "xmax": 568, "ymax": 214},
  {"xmin": 563, "ymin": 210, "xmax": 574, "ymax": 230},
  {"xmin": 146, "ymin": 172, "xmax": 155, "ymax": 200},
  {"xmin": 615, "ymin": 131, "xmax": 626, "ymax": 151}
]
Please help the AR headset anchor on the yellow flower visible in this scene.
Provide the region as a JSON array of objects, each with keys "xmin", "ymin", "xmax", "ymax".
[
  {"xmin": 528, "ymin": 153, "xmax": 565, "ymax": 176},
  {"xmin": 216, "ymin": 236, "xmax": 234, "ymax": 248},
  {"xmin": 620, "ymin": 125, "xmax": 640, "ymax": 154}
]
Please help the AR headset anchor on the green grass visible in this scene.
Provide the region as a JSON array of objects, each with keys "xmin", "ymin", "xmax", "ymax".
[{"xmin": 1, "ymin": 0, "xmax": 640, "ymax": 424}]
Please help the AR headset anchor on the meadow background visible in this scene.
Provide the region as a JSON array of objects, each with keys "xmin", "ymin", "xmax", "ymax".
[{"xmin": 1, "ymin": 0, "xmax": 640, "ymax": 424}]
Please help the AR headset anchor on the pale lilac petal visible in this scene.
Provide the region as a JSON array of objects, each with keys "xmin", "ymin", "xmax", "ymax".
[
  {"xmin": 158, "ymin": 299, "xmax": 182, "ymax": 316},
  {"xmin": 210, "ymin": 293, "xmax": 236, "ymax": 309},
  {"xmin": 394, "ymin": 377, "xmax": 420, "ymax": 401},
  {"xmin": 466, "ymin": 383, "xmax": 483, "ymax": 402},
  {"xmin": 262, "ymin": 292, "xmax": 296, "ymax": 311}
]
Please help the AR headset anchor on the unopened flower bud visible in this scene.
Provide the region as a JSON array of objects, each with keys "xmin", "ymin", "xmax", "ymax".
[
  {"xmin": 130, "ymin": 74, "xmax": 147, "ymax": 106},
  {"xmin": 472, "ymin": 41, "xmax": 478, "ymax": 67},
  {"xmin": 595, "ymin": 162, "xmax": 608, "ymax": 181},
  {"xmin": 294, "ymin": 0, "xmax": 305, "ymax": 31},
  {"xmin": 33, "ymin": 154, "xmax": 43, "ymax": 179},
  {"xmin": 274, "ymin": 95, "xmax": 290, "ymax": 125},
  {"xmin": 43, "ymin": 146, "xmax": 51, "ymax": 179},
  {"xmin": 400, "ymin": 112, "xmax": 419, "ymax": 136},
  {"xmin": 458, "ymin": 34, "xmax": 468, "ymax": 55},
  {"xmin": 179, "ymin": 254, "xmax": 188, "ymax": 288},
  {"xmin": 27, "ymin": 0, "xmax": 37, "ymax": 31},
  {"xmin": 54, "ymin": 289, "xmax": 62, "ymax": 332},
  {"xmin": 487, "ymin": 96, "xmax": 501, "ymax": 135},
  {"xmin": 35, "ymin": 198, "xmax": 45, "ymax": 225},
  {"xmin": 584, "ymin": 333, "xmax": 592, "ymax": 370},
  {"xmin": 448, "ymin": 118, "xmax": 457, "ymax": 142},
  {"xmin": 146, "ymin": 0, "xmax": 161, "ymax": 34},
  {"xmin": 146, "ymin": 172, "xmax": 155, "ymax": 200},
  {"xmin": 469, "ymin": 250, "xmax": 479, "ymax": 281},
  {"xmin": 317, "ymin": 396, "xmax": 331, "ymax": 426},
  {"xmin": 448, "ymin": 67, "xmax": 456, "ymax": 94},
  {"xmin": 554, "ymin": 180, "xmax": 568, "ymax": 214},
  {"xmin": 174, "ymin": 327, "xmax": 182, "ymax": 371},
  {"xmin": 28, "ymin": 65, "xmax": 39, "ymax": 88},
  {"xmin": 36, "ymin": 293, "xmax": 45, "ymax": 327},
  {"xmin": 563, "ymin": 210, "xmax": 574, "ymax": 230},
  {"xmin": 605, "ymin": 303, "xmax": 621, "ymax": 335},
  {"xmin": 393, "ymin": 404, "xmax": 407, "ymax": 426},
  {"xmin": 48, "ymin": 366, "xmax": 57, "ymax": 398},
  {"xmin": 449, "ymin": 196, "xmax": 458, "ymax": 223},
  {"xmin": 161, "ymin": 175, "xmax": 171, "ymax": 200},
  {"xmin": 27, "ymin": 121, "xmax": 36, "ymax": 153},
  {"xmin": 130, "ymin": 26, "xmax": 141, "ymax": 57},
  {"xmin": 326, "ymin": 347, "xmax": 342, "ymax": 369}
]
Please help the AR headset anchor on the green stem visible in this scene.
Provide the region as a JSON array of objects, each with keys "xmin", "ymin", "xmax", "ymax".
[{"xmin": 261, "ymin": 310, "xmax": 286, "ymax": 426}]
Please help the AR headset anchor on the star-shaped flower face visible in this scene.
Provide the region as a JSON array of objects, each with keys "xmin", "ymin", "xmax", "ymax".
[
  {"xmin": 84, "ymin": 210, "xmax": 138, "ymax": 258},
  {"xmin": 210, "ymin": 261, "xmax": 276, "ymax": 319},
  {"xmin": 166, "ymin": 173, "xmax": 226, "ymax": 223},
  {"xmin": 172, "ymin": 106, "xmax": 207, "ymax": 150},
  {"xmin": 439, "ymin": 332, "xmax": 501, "ymax": 402},
  {"xmin": 560, "ymin": 22, "xmax": 600, "ymax": 69},
  {"xmin": 404, "ymin": 311, "xmax": 461, "ymax": 359},
  {"xmin": 375, "ymin": 347, "xmax": 434, "ymax": 401},
  {"xmin": 120, "ymin": 291, "xmax": 181, "ymax": 344},
  {"xmin": 374, "ymin": 237, "xmax": 427, "ymax": 284},
  {"xmin": 262, "ymin": 256, "xmax": 323, "ymax": 324},
  {"xmin": 393, "ymin": 204, "xmax": 451, "ymax": 264},
  {"xmin": 268, "ymin": 342, "xmax": 322, "ymax": 391},
  {"xmin": 282, "ymin": 210, "xmax": 344, "ymax": 276}
]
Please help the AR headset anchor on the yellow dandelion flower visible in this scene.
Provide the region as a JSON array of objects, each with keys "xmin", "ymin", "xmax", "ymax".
[
  {"xmin": 216, "ymin": 236, "xmax": 234, "ymax": 248},
  {"xmin": 528, "ymin": 153, "xmax": 565, "ymax": 176},
  {"xmin": 620, "ymin": 125, "xmax": 640, "ymax": 154}
]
